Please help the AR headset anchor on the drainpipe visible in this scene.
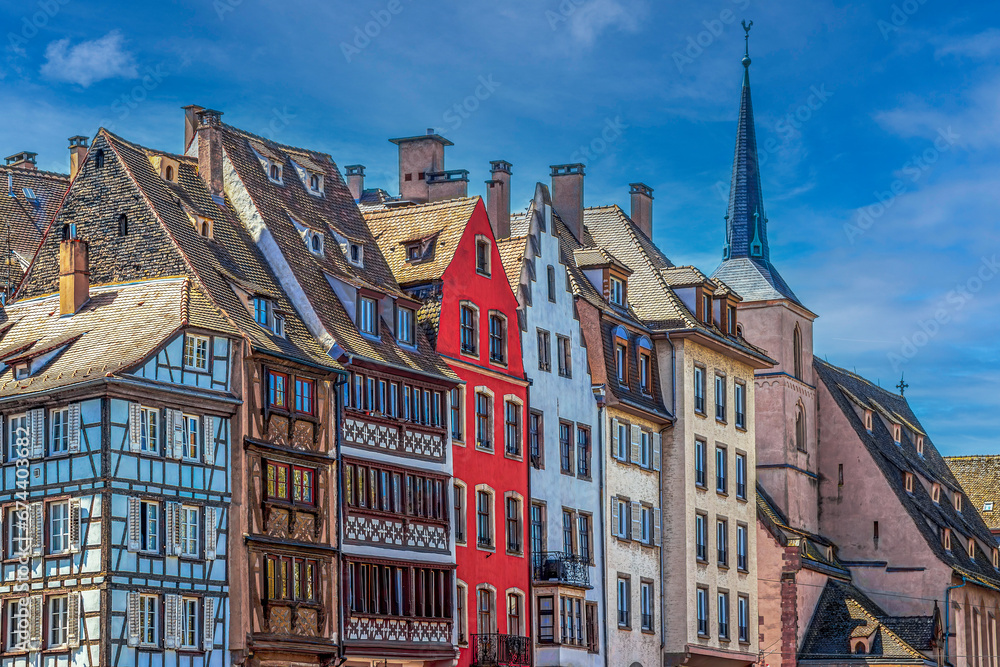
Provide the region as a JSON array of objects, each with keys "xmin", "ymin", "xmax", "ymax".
[
  {"xmin": 333, "ymin": 374, "xmax": 348, "ymax": 665},
  {"xmin": 592, "ymin": 385, "xmax": 610, "ymax": 667},
  {"xmin": 661, "ymin": 332, "xmax": 676, "ymax": 653},
  {"xmin": 944, "ymin": 575, "xmax": 967, "ymax": 667}
]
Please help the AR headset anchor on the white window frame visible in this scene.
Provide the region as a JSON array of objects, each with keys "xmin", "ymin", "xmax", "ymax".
[
  {"xmin": 140, "ymin": 407, "xmax": 159, "ymax": 453},
  {"xmin": 616, "ymin": 577, "xmax": 630, "ymax": 627},
  {"xmin": 640, "ymin": 581, "xmax": 653, "ymax": 631},
  {"xmin": 7, "ymin": 506, "xmax": 28, "ymax": 559},
  {"xmin": 397, "ymin": 305, "xmax": 415, "ymax": 346},
  {"xmin": 50, "ymin": 501, "xmax": 71, "ymax": 555},
  {"xmin": 48, "ymin": 595, "xmax": 69, "ymax": 648},
  {"xmin": 180, "ymin": 597, "xmax": 198, "ymax": 649},
  {"xmin": 183, "ymin": 334, "xmax": 210, "ymax": 371},
  {"xmin": 609, "ymin": 276, "xmax": 624, "ymax": 306},
  {"xmin": 140, "ymin": 594, "xmax": 159, "ymax": 646},
  {"xmin": 8, "ymin": 413, "xmax": 28, "ymax": 461},
  {"xmin": 180, "ymin": 506, "xmax": 200, "ymax": 558},
  {"xmin": 141, "ymin": 500, "xmax": 159, "ymax": 553},
  {"xmin": 697, "ymin": 587, "xmax": 709, "ymax": 637},
  {"xmin": 615, "ymin": 499, "xmax": 628, "ymax": 539},
  {"xmin": 182, "ymin": 414, "xmax": 200, "ymax": 461},
  {"xmin": 718, "ymin": 591, "xmax": 730, "ymax": 639},
  {"xmin": 359, "ymin": 296, "xmax": 378, "ymax": 336},
  {"xmin": 50, "ymin": 407, "xmax": 70, "ymax": 455}
]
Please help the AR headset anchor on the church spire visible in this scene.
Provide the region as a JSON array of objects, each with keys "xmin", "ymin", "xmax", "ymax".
[{"xmin": 723, "ymin": 20, "xmax": 769, "ymax": 262}]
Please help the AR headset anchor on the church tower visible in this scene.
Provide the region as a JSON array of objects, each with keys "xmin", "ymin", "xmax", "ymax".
[{"xmin": 712, "ymin": 30, "xmax": 821, "ymax": 533}]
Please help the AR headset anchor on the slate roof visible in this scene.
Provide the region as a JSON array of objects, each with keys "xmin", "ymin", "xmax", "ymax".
[
  {"xmin": 712, "ymin": 256, "xmax": 802, "ymax": 307},
  {"xmin": 815, "ymin": 359, "xmax": 1000, "ymax": 587},
  {"xmin": 212, "ymin": 122, "xmax": 453, "ymax": 381},
  {"xmin": 800, "ymin": 579, "xmax": 935, "ymax": 662},
  {"xmin": 357, "ymin": 187, "xmax": 393, "ymax": 211},
  {"xmin": 362, "ymin": 197, "xmax": 480, "ymax": 286},
  {"xmin": 944, "ymin": 456, "xmax": 1000, "ymax": 532},
  {"xmin": 495, "ymin": 235, "xmax": 529, "ymax": 297},
  {"xmin": 756, "ymin": 483, "xmax": 849, "ymax": 577},
  {"xmin": 1, "ymin": 164, "xmax": 69, "ymax": 295}
]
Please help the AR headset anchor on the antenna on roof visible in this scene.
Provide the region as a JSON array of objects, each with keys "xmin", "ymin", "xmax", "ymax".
[{"xmin": 896, "ymin": 372, "xmax": 909, "ymax": 397}]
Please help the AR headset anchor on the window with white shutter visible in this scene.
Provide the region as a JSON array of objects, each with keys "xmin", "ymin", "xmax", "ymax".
[
  {"xmin": 611, "ymin": 418, "xmax": 621, "ymax": 460},
  {"xmin": 127, "ymin": 591, "xmax": 141, "ymax": 646},
  {"xmin": 66, "ymin": 592, "xmax": 80, "ymax": 648},
  {"xmin": 27, "ymin": 595, "xmax": 42, "ymax": 651},
  {"xmin": 202, "ymin": 415, "xmax": 215, "ymax": 465},
  {"xmin": 163, "ymin": 594, "xmax": 179, "ymax": 649},
  {"xmin": 630, "ymin": 425, "xmax": 641, "ymax": 464},
  {"xmin": 68, "ymin": 498, "xmax": 82, "ymax": 553},
  {"xmin": 204, "ymin": 507, "xmax": 217, "ymax": 561},
  {"xmin": 29, "ymin": 502, "xmax": 43, "ymax": 557},
  {"xmin": 128, "ymin": 403, "xmax": 142, "ymax": 452},
  {"xmin": 203, "ymin": 597, "xmax": 215, "ymax": 651},
  {"xmin": 165, "ymin": 502, "xmax": 181, "ymax": 557},
  {"xmin": 67, "ymin": 403, "xmax": 81, "ymax": 454},
  {"xmin": 652, "ymin": 432, "xmax": 661, "ymax": 471},
  {"xmin": 28, "ymin": 408, "xmax": 44, "ymax": 459},
  {"xmin": 611, "ymin": 498, "xmax": 620, "ymax": 538},
  {"xmin": 127, "ymin": 498, "xmax": 141, "ymax": 552},
  {"xmin": 654, "ymin": 508, "xmax": 662, "ymax": 546},
  {"xmin": 630, "ymin": 501, "xmax": 641, "ymax": 541},
  {"xmin": 169, "ymin": 409, "xmax": 184, "ymax": 459}
]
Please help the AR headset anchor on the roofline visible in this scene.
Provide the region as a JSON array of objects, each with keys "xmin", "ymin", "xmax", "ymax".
[
  {"xmin": 736, "ymin": 295, "xmax": 818, "ymax": 320},
  {"xmin": 388, "ymin": 133, "xmax": 454, "ymax": 147},
  {"xmin": 659, "ymin": 328, "xmax": 775, "ymax": 369}
]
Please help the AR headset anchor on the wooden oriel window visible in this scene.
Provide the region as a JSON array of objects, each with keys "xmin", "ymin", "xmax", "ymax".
[
  {"xmin": 268, "ymin": 371, "xmax": 289, "ymax": 409},
  {"xmin": 267, "ymin": 554, "xmax": 318, "ymax": 602},
  {"xmin": 265, "ymin": 460, "xmax": 316, "ymax": 507}
]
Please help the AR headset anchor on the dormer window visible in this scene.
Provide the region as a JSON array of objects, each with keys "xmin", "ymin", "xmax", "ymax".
[
  {"xmin": 864, "ymin": 410, "xmax": 873, "ymax": 432},
  {"xmin": 916, "ymin": 435, "xmax": 924, "ymax": 456},
  {"xmin": 396, "ymin": 305, "xmax": 415, "ymax": 346},
  {"xmin": 955, "ymin": 494, "xmax": 963, "ymax": 512},
  {"xmin": 638, "ymin": 337, "xmax": 653, "ymax": 394},
  {"xmin": 165, "ymin": 165, "xmax": 174, "ymax": 181},
  {"xmin": 892, "ymin": 424, "xmax": 901, "ymax": 444},
  {"xmin": 14, "ymin": 364, "xmax": 29, "ymax": 380},
  {"xmin": 968, "ymin": 537, "xmax": 976, "ymax": 559},
  {"xmin": 273, "ymin": 314, "xmax": 285, "ymax": 338},
  {"xmin": 195, "ymin": 216, "xmax": 214, "ymax": 239},
  {"xmin": 727, "ymin": 305, "xmax": 737, "ymax": 335},
  {"xmin": 359, "ymin": 296, "xmax": 378, "ymax": 336},
  {"xmin": 269, "ymin": 163, "xmax": 282, "ymax": 183},
  {"xmin": 308, "ymin": 173, "xmax": 323, "ymax": 194},
  {"xmin": 993, "ymin": 548, "xmax": 999, "ymax": 568},
  {"xmin": 932, "ymin": 483, "xmax": 941, "ymax": 503},
  {"xmin": 702, "ymin": 293, "xmax": 712, "ymax": 324},
  {"xmin": 986, "ymin": 502, "xmax": 995, "ymax": 512},
  {"xmin": 614, "ymin": 326, "xmax": 629, "ymax": 386},
  {"xmin": 476, "ymin": 237, "xmax": 491, "ymax": 276},
  {"xmin": 349, "ymin": 243, "xmax": 364, "ymax": 268},
  {"xmin": 904, "ymin": 472, "xmax": 914, "ymax": 494},
  {"xmin": 407, "ymin": 244, "xmax": 421, "ymax": 261},
  {"xmin": 943, "ymin": 527, "xmax": 952, "ymax": 551},
  {"xmin": 254, "ymin": 297, "xmax": 270, "ymax": 327},
  {"xmin": 609, "ymin": 276, "xmax": 625, "ymax": 307}
]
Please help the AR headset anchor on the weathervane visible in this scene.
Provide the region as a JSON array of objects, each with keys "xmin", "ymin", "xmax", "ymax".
[
  {"xmin": 742, "ymin": 19, "xmax": 753, "ymax": 56},
  {"xmin": 896, "ymin": 373, "xmax": 909, "ymax": 396}
]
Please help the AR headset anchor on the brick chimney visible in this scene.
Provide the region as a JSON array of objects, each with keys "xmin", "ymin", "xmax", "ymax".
[
  {"xmin": 59, "ymin": 230, "xmax": 89, "ymax": 316},
  {"xmin": 68, "ymin": 136, "xmax": 89, "ymax": 180},
  {"xmin": 427, "ymin": 170, "xmax": 468, "ymax": 202},
  {"xmin": 486, "ymin": 160, "xmax": 512, "ymax": 239},
  {"xmin": 183, "ymin": 104, "xmax": 205, "ymax": 153},
  {"xmin": 345, "ymin": 164, "xmax": 365, "ymax": 202},
  {"xmin": 389, "ymin": 129, "xmax": 453, "ymax": 203},
  {"xmin": 5, "ymin": 152, "xmax": 37, "ymax": 170},
  {"xmin": 550, "ymin": 164, "xmax": 585, "ymax": 242},
  {"xmin": 629, "ymin": 183, "xmax": 653, "ymax": 239},
  {"xmin": 196, "ymin": 109, "xmax": 224, "ymax": 203}
]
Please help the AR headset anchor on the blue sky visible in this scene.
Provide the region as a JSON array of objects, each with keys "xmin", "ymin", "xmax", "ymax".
[{"xmin": 2, "ymin": 0, "xmax": 998, "ymax": 454}]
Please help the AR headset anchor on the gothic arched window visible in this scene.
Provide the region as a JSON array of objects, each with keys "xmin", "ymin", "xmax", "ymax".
[
  {"xmin": 792, "ymin": 324, "xmax": 803, "ymax": 380},
  {"xmin": 795, "ymin": 404, "xmax": 806, "ymax": 452}
]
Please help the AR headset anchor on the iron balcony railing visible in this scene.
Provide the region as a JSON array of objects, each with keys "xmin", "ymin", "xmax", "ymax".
[
  {"xmin": 531, "ymin": 551, "xmax": 590, "ymax": 588},
  {"xmin": 470, "ymin": 633, "xmax": 531, "ymax": 667}
]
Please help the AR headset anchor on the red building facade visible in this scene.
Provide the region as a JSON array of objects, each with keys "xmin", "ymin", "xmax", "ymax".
[{"xmin": 366, "ymin": 196, "xmax": 531, "ymax": 667}]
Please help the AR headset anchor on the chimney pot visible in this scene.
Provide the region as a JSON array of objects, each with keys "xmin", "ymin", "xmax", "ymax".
[
  {"xmin": 68, "ymin": 136, "xmax": 89, "ymax": 180},
  {"xmin": 550, "ymin": 163, "xmax": 585, "ymax": 241},
  {"xmin": 195, "ymin": 109, "xmax": 224, "ymax": 202},
  {"xmin": 486, "ymin": 160, "xmax": 512, "ymax": 239},
  {"xmin": 59, "ymin": 236, "xmax": 90, "ymax": 316},
  {"xmin": 427, "ymin": 169, "xmax": 469, "ymax": 202},
  {"xmin": 345, "ymin": 165, "xmax": 365, "ymax": 202},
  {"xmin": 182, "ymin": 105, "xmax": 205, "ymax": 153},
  {"xmin": 5, "ymin": 152, "xmax": 37, "ymax": 170},
  {"xmin": 389, "ymin": 132, "xmax": 454, "ymax": 203},
  {"xmin": 629, "ymin": 182, "xmax": 654, "ymax": 239}
]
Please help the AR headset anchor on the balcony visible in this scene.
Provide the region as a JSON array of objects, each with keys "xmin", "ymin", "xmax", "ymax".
[
  {"xmin": 531, "ymin": 552, "xmax": 590, "ymax": 588},
  {"xmin": 471, "ymin": 633, "xmax": 531, "ymax": 667}
]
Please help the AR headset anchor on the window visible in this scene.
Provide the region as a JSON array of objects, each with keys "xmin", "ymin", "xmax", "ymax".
[
  {"xmin": 397, "ymin": 306, "xmax": 415, "ymax": 345},
  {"xmin": 294, "ymin": 377, "xmax": 315, "ymax": 414},
  {"xmin": 727, "ymin": 305, "xmax": 737, "ymax": 335},
  {"xmin": 507, "ymin": 592, "xmax": 524, "ymax": 636},
  {"xmin": 8, "ymin": 413, "xmax": 27, "ymax": 461},
  {"xmin": 737, "ymin": 523, "xmax": 748, "ymax": 571},
  {"xmin": 576, "ymin": 427, "xmax": 590, "ymax": 478},
  {"xmin": 735, "ymin": 382, "xmax": 746, "ymax": 429},
  {"xmin": 254, "ymin": 297, "xmax": 271, "ymax": 327},
  {"xmin": 454, "ymin": 482, "xmax": 466, "ymax": 544},
  {"xmin": 864, "ymin": 409, "xmax": 873, "ymax": 432},
  {"xmin": 49, "ymin": 595, "xmax": 69, "ymax": 647},
  {"xmin": 586, "ymin": 602, "xmax": 599, "ymax": 652},
  {"xmin": 94, "ymin": 149, "xmax": 104, "ymax": 168},
  {"xmin": 736, "ymin": 452, "xmax": 747, "ymax": 500},
  {"xmin": 460, "ymin": 305, "xmax": 478, "ymax": 354},
  {"xmin": 639, "ymin": 430, "xmax": 651, "ymax": 468},
  {"xmin": 50, "ymin": 407, "xmax": 70, "ymax": 455},
  {"xmin": 969, "ymin": 535, "xmax": 977, "ymax": 559},
  {"xmin": 715, "ymin": 374, "xmax": 726, "ymax": 422},
  {"xmin": 562, "ymin": 509, "xmax": 575, "ymax": 554},
  {"xmin": 614, "ymin": 419, "xmax": 628, "ymax": 461},
  {"xmin": 559, "ymin": 422, "xmax": 573, "ymax": 474},
  {"xmin": 181, "ymin": 597, "xmax": 198, "ymax": 649},
  {"xmin": 447, "ymin": 387, "xmax": 464, "ymax": 441},
  {"xmin": 140, "ymin": 594, "xmax": 158, "ymax": 646},
  {"xmin": 609, "ymin": 276, "xmax": 624, "ymax": 306},
  {"xmin": 615, "ymin": 342, "xmax": 627, "ymax": 385},
  {"xmin": 617, "ymin": 576, "xmax": 631, "ymax": 627},
  {"xmin": 695, "ymin": 513, "xmax": 707, "ymax": 561},
  {"xmin": 639, "ymin": 349, "xmax": 651, "ymax": 393},
  {"xmin": 530, "ymin": 503, "xmax": 545, "ymax": 556},
  {"xmin": 716, "ymin": 446, "xmax": 727, "ymax": 494},
  {"xmin": 557, "ymin": 335, "xmax": 572, "ymax": 378},
  {"xmin": 475, "ymin": 392, "xmax": 492, "ymax": 450},
  {"xmin": 349, "ymin": 243, "xmax": 364, "ymax": 267},
  {"xmin": 183, "ymin": 334, "xmax": 209, "ymax": 371},
  {"xmin": 717, "ymin": 519, "xmax": 728, "ymax": 566},
  {"xmin": 529, "ymin": 411, "xmax": 542, "ymax": 467},
  {"xmin": 477, "ymin": 490, "xmax": 494, "ymax": 548},
  {"xmin": 269, "ymin": 163, "xmax": 281, "ymax": 181},
  {"xmin": 182, "ymin": 414, "xmax": 199, "ymax": 460},
  {"xmin": 180, "ymin": 506, "xmax": 200, "ymax": 557},
  {"xmin": 139, "ymin": 407, "xmax": 159, "ymax": 453},
  {"xmin": 476, "ymin": 239, "xmax": 491, "ymax": 275},
  {"xmin": 917, "ymin": 435, "xmax": 925, "ymax": 456},
  {"xmin": 796, "ymin": 405, "xmax": 807, "ymax": 452},
  {"xmin": 738, "ymin": 595, "xmax": 750, "ymax": 643},
  {"xmin": 538, "ymin": 596, "xmax": 555, "ymax": 643},
  {"xmin": 695, "ymin": 439, "xmax": 706, "ymax": 487},
  {"xmin": 793, "ymin": 324, "xmax": 802, "ymax": 380},
  {"xmin": 956, "ymin": 494, "xmax": 963, "ymax": 512},
  {"xmin": 694, "ymin": 366, "xmax": 706, "ymax": 414},
  {"xmin": 489, "ymin": 314, "xmax": 506, "ymax": 364},
  {"xmin": 905, "ymin": 472, "xmax": 914, "ymax": 494},
  {"xmin": 477, "ymin": 587, "xmax": 496, "ymax": 634},
  {"xmin": 579, "ymin": 515, "xmax": 592, "ymax": 563},
  {"xmin": 505, "ymin": 404, "xmax": 523, "ymax": 459},
  {"xmin": 6, "ymin": 507, "xmax": 26, "ymax": 558},
  {"xmin": 506, "ymin": 496, "xmax": 521, "ymax": 553},
  {"xmin": 640, "ymin": 505, "xmax": 652, "ymax": 544},
  {"xmin": 118, "ymin": 213, "xmax": 128, "ymax": 236},
  {"xmin": 50, "ymin": 501, "xmax": 71, "ymax": 554},
  {"xmin": 141, "ymin": 500, "xmax": 159, "ymax": 552},
  {"xmin": 703, "ymin": 293, "xmax": 712, "ymax": 324},
  {"xmin": 614, "ymin": 499, "xmax": 628, "ymax": 539},
  {"xmin": 268, "ymin": 371, "xmax": 288, "ymax": 409},
  {"xmin": 697, "ymin": 587, "xmax": 709, "ymax": 637},
  {"xmin": 359, "ymin": 296, "xmax": 378, "ymax": 335},
  {"xmin": 640, "ymin": 581, "xmax": 653, "ymax": 631},
  {"xmin": 547, "ymin": 265, "xmax": 556, "ymax": 302},
  {"xmin": 457, "ymin": 583, "xmax": 468, "ymax": 644},
  {"xmin": 537, "ymin": 329, "xmax": 551, "ymax": 371},
  {"xmin": 718, "ymin": 591, "xmax": 730, "ymax": 640},
  {"xmin": 309, "ymin": 173, "xmax": 321, "ymax": 191}
]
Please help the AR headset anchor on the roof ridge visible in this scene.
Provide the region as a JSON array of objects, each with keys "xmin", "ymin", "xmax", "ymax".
[
  {"xmin": 363, "ymin": 196, "xmax": 481, "ymax": 217},
  {"xmin": 1, "ymin": 166, "xmax": 70, "ymax": 181},
  {"xmin": 223, "ymin": 123, "xmax": 332, "ymax": 160}
]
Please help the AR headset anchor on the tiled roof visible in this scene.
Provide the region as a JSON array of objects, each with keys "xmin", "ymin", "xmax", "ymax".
[
  {"xmin": 815, "ymin": 359, "xmax": 1000, "ymax": 586},
  {"xmin": 363, "ymin": 197, "xmax": 480, "ymax": 286},
  {"xmin": 659, "ymin": 265, "xmax": 710, "ymax": 287},
  {"xmin": 756, "ymin": 483, "xmax": 849, "ymax": 576},
  {"xmin": 712, "ymin": 256, "xmax": 802, "ymax": 306},
  {"xmin": 1, "ymin": 165, "xmax": 69, "ymax": 294},
  {"xmin": 496, "ymin": 235, "xmax": 529, "ymax": 297},
  {"xmin": 214, "ymin": 123, "xmax": 453, "ymax": 381},
  {"xmin": 0, "ymin": 279, "xmax": 212, "ymax": 397},
  {"xmin": 800, "ymin": 579, "xmax": 935, "ymax": 661},
  {"xmin": 572, "ymin": 247, "xmax": 631, "ymax": 274},
  {"xmin": 357, "ymin": 187, "xmax": 393, "ymax": 211},
  {"xmin": 945, "ymin": 456, "xmax": 1000, "ymax": 531}
]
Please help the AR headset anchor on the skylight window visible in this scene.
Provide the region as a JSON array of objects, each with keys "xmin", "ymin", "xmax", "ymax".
[
  {"xmin": 22, "ymin": 187, "xmax": 36, "ymax": 201},
  {"xmin": 985, "ymin": 502, "xmax": 994, "ymax": 512}
]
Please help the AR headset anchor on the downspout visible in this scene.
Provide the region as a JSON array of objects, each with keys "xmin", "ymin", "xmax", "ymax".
[
  {"xmin": 333, "ymin": 374, "xmax": 348, "ymax": 665},
  {"xmin": 661, "ymin": 332, "xmax": 676, "ymax": 652},
  {"xmin": 593, "ymin": 385, "xmax": 610, "ymax": 667},
  {"xmin": 944, "ymin": 575, "xmax": 967, "ymax": 667}
]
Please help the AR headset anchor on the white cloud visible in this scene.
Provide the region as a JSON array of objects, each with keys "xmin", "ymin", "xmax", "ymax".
[
  {"xmin": 566, "ymin": 0, "xmax": 642, "ymax": 48},
  {"xmin": 934, "ymin": 28, "xmax": 1000, "ymax": 59},
  {"xmin": 41, "ymin": 31, "xmax": 138, "ymax": 87}
]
